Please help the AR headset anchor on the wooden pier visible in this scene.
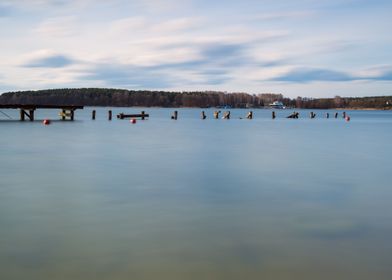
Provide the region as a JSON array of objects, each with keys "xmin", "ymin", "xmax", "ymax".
[
  {"xmin": 117, "ymin": 111, "xmax": 149, "ymax": 120},
  {"xmin": 0, "ymin": 104, "xmax": 84, "ymax": 121}
]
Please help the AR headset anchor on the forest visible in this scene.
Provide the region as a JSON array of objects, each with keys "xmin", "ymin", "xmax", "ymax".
[{"xmin": 0, "ymin": 88, "xmax": 391, "ymax": 109}]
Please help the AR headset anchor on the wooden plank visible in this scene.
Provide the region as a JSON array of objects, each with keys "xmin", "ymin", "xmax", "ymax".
[{"xmin": 117, "ymin": 113, "xmax": 149, "ymax": 119}]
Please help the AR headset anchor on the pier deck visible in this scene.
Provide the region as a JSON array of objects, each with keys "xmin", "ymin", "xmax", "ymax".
[{"xmin": 0, "ymin": 104, "xmax": 84, "ymax": 121}]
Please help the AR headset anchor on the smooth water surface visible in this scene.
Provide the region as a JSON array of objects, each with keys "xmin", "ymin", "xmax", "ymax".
[{"xmin": 1, "ymin": 108, "xmax": 392, "ymax": 280}]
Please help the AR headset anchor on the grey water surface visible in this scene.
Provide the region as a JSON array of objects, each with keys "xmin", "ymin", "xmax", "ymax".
[{"xmin": 1, "ymin": 108, "xmax": 392, "ymax": 280}]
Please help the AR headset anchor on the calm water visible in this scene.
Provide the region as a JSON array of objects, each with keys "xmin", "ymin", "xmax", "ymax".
[{"xmin": 1, "ymin": 108, "xmax": 392, "ymax": 280}]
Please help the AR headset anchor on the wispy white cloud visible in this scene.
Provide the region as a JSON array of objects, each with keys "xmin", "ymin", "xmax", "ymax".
[{"xmin": 33, "ymin": 16, "xmax": 80, "ymax": 37}]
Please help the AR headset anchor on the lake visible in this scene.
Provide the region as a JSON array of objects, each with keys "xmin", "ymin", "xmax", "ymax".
[{"xmin": 1, "ymin": 108, "xmax": 392, "ymax": 280}]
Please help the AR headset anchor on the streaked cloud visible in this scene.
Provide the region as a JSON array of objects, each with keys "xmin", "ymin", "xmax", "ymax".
[
  {"xmin": 23, "ymin": 53, "xmax": 74, "ymax": 68},
  {"xmin": 0, "ymin": 0, "xmax": 391, "ymax": 96},
  {"xmin": 271, "ymin": 66, "xmax": 392, "ymax": 83},
  {"xmin": 0, "ymin": 3, "xmax": 13, "ymax": 16},
  {"xmin": 33, "ymin": 16, "xmax": 79, "ymax": 37},
  {"xmin": 272, "ymin": 68, "xmax": 353, "ymax": 82}
]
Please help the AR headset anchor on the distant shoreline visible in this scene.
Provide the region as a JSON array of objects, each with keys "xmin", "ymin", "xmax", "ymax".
[{"xmin": 1, "ymin": 88, "xmax": 391, "ymax": 110}]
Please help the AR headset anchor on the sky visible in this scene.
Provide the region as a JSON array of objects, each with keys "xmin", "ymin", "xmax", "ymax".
[{"xmin": 0, "ymin": 0, "xmax": 391, "ymax": 98}]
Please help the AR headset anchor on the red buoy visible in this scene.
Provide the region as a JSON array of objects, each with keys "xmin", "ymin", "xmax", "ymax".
[
  {"xmin": 43, "ymin": 119, "xmax": 51, "ymax": 125},
  {"xmin": 130, "ymin": 118, "xmax": 137, "ymax": 124},
  {"xmin": 345, "ymin": 116, "xmax": 350, "ymax": 122}
]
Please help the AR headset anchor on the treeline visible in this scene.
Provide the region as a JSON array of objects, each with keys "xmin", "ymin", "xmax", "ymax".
[
  {"xmin": 291, "ymin": 96, "xmax": 392, "ymax": 109},
  {"xmin": 0, "ymin": 88, "xmax": 391, "ymax": 109},
  {"xmin": 0, "ymin": 88, "xmax": 266, "ymax": 108}
]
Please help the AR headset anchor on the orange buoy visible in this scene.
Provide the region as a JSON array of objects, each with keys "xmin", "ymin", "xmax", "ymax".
[
  {"xmin": 43, "ymin": 119, "xmax": 51, "ymax": 125},
  {"xmin": 130, "ymin": 118, "xmax": 137, "ymax": 124}
]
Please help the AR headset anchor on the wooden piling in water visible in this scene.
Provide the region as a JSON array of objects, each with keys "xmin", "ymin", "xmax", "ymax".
[
  {"xmin": 272, "ymin": 111, "xmax": 276, "ymax": 119},
  {"xmin": 171, "ymin": 111, "xmax": 178, "ymax": 120},
  {"xmin": 287, "ymin": 112, "xmax": 299, "ymax": 119},
  {"xmin": 108, "ymin": 110, "xmax": 112, "ymax": 120},
  {"xmin": 213, "ymin": 111, "xmax": 220, "ymax": 119},
  {"xmin": 92, "ymin": 110, "xmax": 96, "ymax": 120},
  {"xmin": 61, "ymin": 109, "xmax": 66, "ymax": 120},
  {"xmin": 20, "ymin": 109, "xmax": 25, "ymax": 121},
  {"xmin": 19, "ymin": 109, "xmax": 34, "ymax": 121},
  {"xmin": 201, "ymin": 111, "xmax": 206, "ymax": 119},
  {"xmin": 29, "ymin": 109, "xmax": 34, "ymax": 121},
  {"xmin": 247, "ymin": 111, "xmax": 253, "ymax": 119}
]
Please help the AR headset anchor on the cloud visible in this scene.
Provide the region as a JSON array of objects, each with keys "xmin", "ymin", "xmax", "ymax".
[
  {"xmin": 33, "ymin": 16, "xmax": 79, "ymax": 37},
  {"xmin": 81, "ymin": 63, "xmax": 172, "ymax": 88},
  {"xmin": 377, "ymin": 72, "xmax": 392, "ymax": 81},
  {"xmin": 0, "ymin": 4, "xmax": 13, "ymax": 16},
  {"xmin": 77, "ymin": 42, "xmax": 252, "ymax": 88},
  {"xmin": 251, "ymin": 10, "xmax": 316, "ymax": 21},
  {"xmin": 272, "ymin": 68, "xmax": 353, "ymax": 82},
  {"xmin": 23, "ymin": 54, "xmax": 74, "ymax": 68},
  {"xmin": 271, "ymin": 66, "xmax": 392, "ymax": 83}
]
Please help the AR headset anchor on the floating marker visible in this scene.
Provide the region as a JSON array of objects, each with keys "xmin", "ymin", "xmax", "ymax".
[
  {"xmin": 43, "ymin": 119, "xmax": 51, "ymax": 125},
  {"xmin": 130, "ymin": 118, "xmax": 137, "ymax": 124}
]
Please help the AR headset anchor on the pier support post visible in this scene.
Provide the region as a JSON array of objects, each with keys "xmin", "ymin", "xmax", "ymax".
[
  {"xmin": 19, "ymin": 109, "xmax": 34, "ymax": 121},
  {"xmin": 92, "ymin": 110, "xmax": 96, "ymax": 120},
  {"xmin": 108, "ymin": 110, "xmax": 112, "ymax": 121},
  {"xmin": 141, "ymin": 111, "xmax": 145, "ymax": 120},
  {"xmin": 201, "ymin": 111, "xmax": 206, "ymax": 119},
  {"xmin": 28, "ymin": 109, "xmax": 34, "ymax": 121},
  {"xmin": 171, "ymin": 111, "xmax": 178, "ymax": 120},
  {"xmin": 272, "ymin": 111, "xmax": 276, "ymax": 119},
  {"xmin": 20, "ymin": 109, "xmax": 25, "ymax": 121}
]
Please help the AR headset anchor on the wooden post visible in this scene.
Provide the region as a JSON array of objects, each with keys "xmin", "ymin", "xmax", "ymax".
[
  {"xmin": 326, "ymin": 113, "xmax": 329, "ymax": 118},
  {"xmin": 141, "ymin": 111, "xmax": 145, "ymax": 120},
  {"xmin": 70, "ymin": 110, "xmax": 74, "ymax": 121},
  {"xmin": 29, "ymin": 109, "xmax": 34, "ymax": 121},
  {"xmin": 92, "ymin": 110, "xmax": 96, "ymax": 120},
  {"xmin": 171, "ymin": 111, "xmax": 178, "ymax": 120},
  {"xmin": 335, "ymin": 112, "xmax": 338, "ymax": 118},
  {"xmin": 20, "ymin": 109, "xmax": 25, "ymax": 121},
  {"xmin": 247, "ymin": 111, "xmax": 253, "ymax": 119},
  {"xmin": 201, "ymin": 111, "xmax": 206, "ymax": 119},
  {"xmin": 272, "ymin": 111, "xmax": 276, "ymax": 119},
  {"xmin": 342, "ymin": 112, "xmax": 346, "ymax": 119},
  {"xmin": 108, "ymin": 110, "xmax": 112, "ymax": 121},
  {"xmin": 213, "ymin": 111, "xmax": 220, "ymax": 119},
  {"xmin": 61, "ymin": 109, "xmax": 66, "ymax": 120}
]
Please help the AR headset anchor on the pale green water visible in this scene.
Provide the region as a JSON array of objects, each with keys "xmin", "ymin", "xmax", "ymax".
[{"xmin": 1, "ymin": 108, "xmax": 392, "ymax": 280}]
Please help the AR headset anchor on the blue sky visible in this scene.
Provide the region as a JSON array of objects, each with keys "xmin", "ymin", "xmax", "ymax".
[{"xmin": 0, "ymin": 0, "xmax": 391, "ymax": 97}]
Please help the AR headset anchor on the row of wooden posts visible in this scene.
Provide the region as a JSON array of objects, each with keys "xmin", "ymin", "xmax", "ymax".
[{"xmin": 91, "ymin": 110, "xmax": 349, "ymax": 120}]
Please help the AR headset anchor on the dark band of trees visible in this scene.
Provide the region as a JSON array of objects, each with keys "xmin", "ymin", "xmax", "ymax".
[{"xmin": 0, "ymin": 88, "xmax": 391, "ymax": 109}]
